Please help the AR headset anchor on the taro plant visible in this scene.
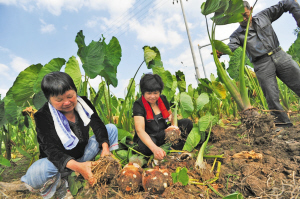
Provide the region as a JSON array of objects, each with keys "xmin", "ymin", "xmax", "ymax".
[
  {"xmin": 201, "ymin": 0, "xmax": 258, "ymax": 113},
  {"xmin": 117, "ymin": 46, "xmax": 163, "ymax": 129},
  {"xmin": 75, "ymin": 30, "xmax": 122, "ymax": 123}
]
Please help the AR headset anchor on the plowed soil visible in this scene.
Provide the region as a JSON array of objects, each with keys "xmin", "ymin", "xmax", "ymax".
[{"xmin": 1, "ymin": 114, "xmax": 300, "ymax": 198}]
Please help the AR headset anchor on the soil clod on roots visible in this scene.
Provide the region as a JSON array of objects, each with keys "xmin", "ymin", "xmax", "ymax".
[
  {"xmin": 91, "ymin": 156, "xmax": 121, "ymax": 186},
  {"xmin": 164, "ymin": 128, "xmax": 181, "ymax": 145},
  {"xmin": 240, "ymin": 108, "xmax": 275, "ymax": 136}
]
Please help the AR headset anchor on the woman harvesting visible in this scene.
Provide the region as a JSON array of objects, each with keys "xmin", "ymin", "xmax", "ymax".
[
  {"xmin": 133, "ymin": 73, "xmax": 193, "ymax": 160},
  {"xmin": 21, "ymin": 72, "xmax": 119, "ymax": 199}
]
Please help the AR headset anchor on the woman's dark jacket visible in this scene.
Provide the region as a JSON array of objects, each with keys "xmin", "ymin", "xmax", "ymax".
[
  {"xmin": 34, "ymin": 96, "xmax": 109, "ymax": 172},
  {"xmin": 132, "ymin": 95, "xmax": 170, "ymax": 142}
]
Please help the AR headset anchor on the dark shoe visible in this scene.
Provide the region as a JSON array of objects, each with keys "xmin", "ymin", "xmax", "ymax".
[
  {"xmin": 55, "ymin": 179, "xmax": 74, "ymax": 199},
  {"xmin": 275, "ymin": 122, "xmax": 293, "ymax": 128}
]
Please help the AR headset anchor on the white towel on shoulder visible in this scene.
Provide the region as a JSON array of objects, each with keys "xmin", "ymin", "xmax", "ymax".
[{"xmin": 48, "ymin": 96, "xmax": 94, "ymax": 150}]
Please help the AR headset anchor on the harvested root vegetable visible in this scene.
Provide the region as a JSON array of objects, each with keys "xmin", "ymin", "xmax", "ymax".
[
  {"xmin": 142, "ymin": 166, "xmax": 172, "ymax": 194},
  {"xmin": 232, "ymin": 150, "xmax": 263, "ymax": 160},
  {"xmin": 91, "ymin": 156, "xmax": 121, "ymax": 187},
  {"xmin": 164, "ymin": 127, "xmax": 181, "ymax": 145},
  {"xmin": 117, "ymin": 162, "xmax": 143, "ymax": 193}
]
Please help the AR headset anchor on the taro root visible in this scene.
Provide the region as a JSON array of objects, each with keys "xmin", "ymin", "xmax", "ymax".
[
  {"xmin": 165, "ymin": 107, "xmax": 181, "ymax": 145},
  {"xmin": 91, "ymin": 155, "xmax": 121, "ymax": 187},
  {"xmin": 164, "ymin": 127, "xmax": 181, "ymax": 145},
  {"xmin": 117, "ymin": 162, "xmax": 143, "ymax": 193},
  {"xmin": 142, "ymin": 166, "xmax": 172, "ymax": 194}
]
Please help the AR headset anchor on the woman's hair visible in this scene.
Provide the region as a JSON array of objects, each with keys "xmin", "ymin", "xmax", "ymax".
[
  {"xmin": 140, "ymin": 73, "xmax": 164, "ymax": 95},
  {"xmin": 41, "ymin": 71, "xmax": 77, "ymax": 100}
]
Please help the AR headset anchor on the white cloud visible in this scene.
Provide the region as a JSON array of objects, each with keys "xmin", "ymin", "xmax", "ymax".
[
  {"xmin": 0, "ymin": 88, "xmax": 8, "ymax": 99},
  {"xmin": 84, "ymin": 0, "xmax": 135, "ymax": 16},
  {"xmin": 0, "ymin": 0, "xmax": 16, "ymax": 5},
  {"xmin": 36, "ymin": 0, "xmax": 84, "ymax": 16},
  {"xmin": 10, "ymin": 56, "xmax": 30, "ymax": 73},
  {"xmin": 0, "ymin": 46, "xmax": 10, "ymax": 53},
  {"xmin": 0, "ymin": 63, "xmax": 9, "ymax": 73},
  {"xmin": 40, "ymin": 19, "xmax": 56, "ymax": 34},
  {"xmin": 85, "ymin": 17, "xmax": 101, "ymax": 28},
  {"xmin": 129, "ymin": 15, "xmax": 183, "ymax": 48}
]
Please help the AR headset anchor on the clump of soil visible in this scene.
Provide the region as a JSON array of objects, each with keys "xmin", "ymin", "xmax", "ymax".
[{"xmin": 91, "ymin": 155, "xmax": 121, "ymax": 186}]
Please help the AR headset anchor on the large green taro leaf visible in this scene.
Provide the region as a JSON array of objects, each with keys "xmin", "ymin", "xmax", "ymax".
[
  {"xmin": 33, "ymin": 58, "xmax": 66, "ymax": 93},
  {"xmin": 76, "ymin": 31, "xmax": 106, "ymax": 79},
  {"xmin": 33, "ymin": 90, "xmax": 47, "ymax": 110},
  {"xmin": 152, "ymin": 66, "xmax": 176, "ymax": 102},
  {"xmin": 201, "ymin": 0, "xmax": 221, "ymax": 15},
  {"xmin": 176, "ymin": 70, "xmax": 186, "ymax": 93},
  {"xmin": 4, "ymin": 92, "xmax": 22, "ymax": 126},
  {"xmin": 11, "ymin": 64, "xmax": 43, "ymax": 107},
  {"xmin": 287, "ymin": 33, "xmax": 300, "ymax": 63},
  {"xmin": 65, "ymin": 56, "xmax": 82, "ymax": 92},
  {"xmin": 98, "ymin": 36, "xmax": 121, "ymax": 87},
  {"xmin": 180, "ymin": 92, "xmax": 194, "ymax": 118},
  {"xmin": 0, "ymin": 100, "xmax": 6, "ymax": 126},
  {"xmin": 228, "ymin": 47, "xmax": 253, "ymax": 81},
  {"xmin": 211, "ymin": 0, "xmax": 244, "ymax": 25},
  {"xmin": 196, "ymin": 93, "xmax": 209, "ymax": 112},
  {"xmin": 183, "ymin": 126, "xmax": 200, "ymax": 152},
  {"xmin": 143, "ymin": 46, "xmax": 163, "ymax": 69}
]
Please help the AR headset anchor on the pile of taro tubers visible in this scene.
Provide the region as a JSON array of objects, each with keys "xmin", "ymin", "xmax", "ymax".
[{"xmin": 89, "ymin": 155, "xmax": 173, "ymax": 194}]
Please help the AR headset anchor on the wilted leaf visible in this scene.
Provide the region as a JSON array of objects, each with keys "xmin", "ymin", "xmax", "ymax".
[{"xmin": 211, "ymin": 81, "xmax": 226, "ymax": 99}]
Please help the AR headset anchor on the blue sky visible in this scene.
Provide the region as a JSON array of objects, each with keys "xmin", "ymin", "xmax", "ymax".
[{"xmin": 0, "ymin": 0, "xmax": 299, "ymax": 99}]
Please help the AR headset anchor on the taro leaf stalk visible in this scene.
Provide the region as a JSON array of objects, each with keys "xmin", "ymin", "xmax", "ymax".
[{"xmin": 201, "ymin": 0, "xmax": 257, "ymax": 111}]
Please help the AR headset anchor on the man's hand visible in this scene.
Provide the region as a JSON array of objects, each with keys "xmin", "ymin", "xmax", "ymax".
[{"xmin": 211, "ymin": 50, "xmax": 223, "ymax": 58}]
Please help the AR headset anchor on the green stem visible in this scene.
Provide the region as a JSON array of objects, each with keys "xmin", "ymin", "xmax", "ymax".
[
  {"xmin": 117, "ymin": 61, "xmax": 145, "ymax": 128},
  {"xmin": 239, "ymin": 3, "xmax": 257, "ymax": 110}
]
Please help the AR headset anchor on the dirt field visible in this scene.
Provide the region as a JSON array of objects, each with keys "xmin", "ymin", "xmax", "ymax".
[{"xmin": 1, "ymin": 114, "xmax": 300, "ymax": 198}]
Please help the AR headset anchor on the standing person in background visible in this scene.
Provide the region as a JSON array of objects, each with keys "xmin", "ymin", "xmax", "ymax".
[
  {"xmin": 20, "ymin": 72, "xmax": 119, "ymax": 199},
  {"xmin": 133, "ymin": 73, "xmax": 193, "ymax": 160},
  {"xmin": 217, "ymin": 0, "xmax": 300, "ymax": 127}
]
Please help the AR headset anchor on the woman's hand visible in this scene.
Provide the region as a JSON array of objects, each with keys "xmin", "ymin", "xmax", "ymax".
[
  {"xmin": 100, "ymin": 142, "xmax": 110, "ymax": 157},
  {"xmin": 152, "ymin": 146, "xmax": 166, "ymax": 160},
  {"xmin": 66, "ymin": 160, "xmax": 96, "ymax": 186}
]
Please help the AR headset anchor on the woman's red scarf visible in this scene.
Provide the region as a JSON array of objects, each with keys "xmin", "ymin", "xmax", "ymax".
[{"xmin": 142, "ymin": 95, "xmax": 170, "ymax": 121}]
